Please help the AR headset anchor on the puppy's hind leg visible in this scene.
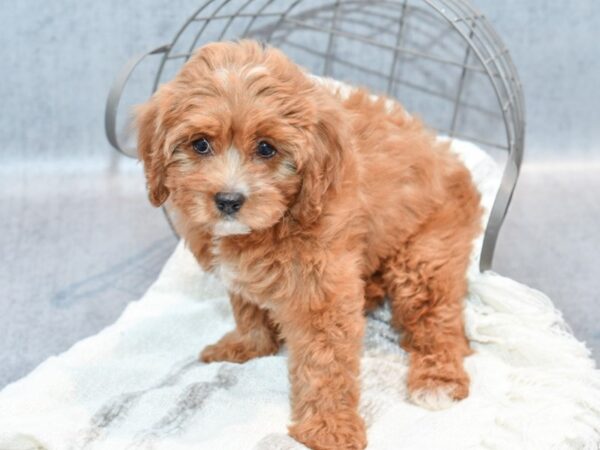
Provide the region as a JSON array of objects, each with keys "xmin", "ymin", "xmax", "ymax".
[
  {"xmin": 200, "ymin": 293, "xmax": 280, "ymax": 363},
  {"xmin": 384, "ymin": 212, "xmax": 479, "ymax": 410}
]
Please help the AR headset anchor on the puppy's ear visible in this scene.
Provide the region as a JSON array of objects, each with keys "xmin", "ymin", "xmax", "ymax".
[
  {"xmin": 136, "ymin": 99, "xmax": 169, "ymax": 207},
  {"xmin": 292, "ymin": 106, "xmax": 347, "ymax": 225}
]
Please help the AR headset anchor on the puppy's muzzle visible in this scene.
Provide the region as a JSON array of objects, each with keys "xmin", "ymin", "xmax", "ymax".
[{"xmin": 214, "ymin": 192, "xmax": 246, "ymax": 216}]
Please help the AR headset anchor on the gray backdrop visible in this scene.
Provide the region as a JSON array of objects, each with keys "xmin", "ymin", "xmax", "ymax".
[{"xmin": 1, "ymin": 1, "xmax": 599, "ymax": 387}]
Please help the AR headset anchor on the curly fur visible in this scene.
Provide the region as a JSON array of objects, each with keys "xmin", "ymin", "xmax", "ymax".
[{"xmin": 136, "ymin": 40, "xmax": 482, "ymax": 450}]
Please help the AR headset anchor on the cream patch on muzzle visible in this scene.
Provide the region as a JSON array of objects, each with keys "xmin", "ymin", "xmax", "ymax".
[{"xmin": 213, "ymin": 219, "xmax": 251, "ymax": 236}]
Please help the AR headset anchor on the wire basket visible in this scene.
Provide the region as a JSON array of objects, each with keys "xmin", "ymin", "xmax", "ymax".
[{"xmin": 105, "ymin": 0, "xmax": 525, "ymax": 271}]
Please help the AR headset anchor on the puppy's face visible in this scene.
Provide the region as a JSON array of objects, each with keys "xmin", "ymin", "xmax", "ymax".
[{"xmin": 137, "ymin": 41, "xmax": 344, "ymax": 236}]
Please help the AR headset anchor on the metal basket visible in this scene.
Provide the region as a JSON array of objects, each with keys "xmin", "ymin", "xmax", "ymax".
[{"xmin": 105, "ymin": 0, "xmax": 525, "ymax": 271}]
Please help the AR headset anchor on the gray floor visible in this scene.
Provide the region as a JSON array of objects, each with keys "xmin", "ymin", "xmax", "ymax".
[
  {"xmin": 0, "ymin": 157, "xmax": 177, "ymax": 388},
  {"xmin": 493, "ymin": 162, "xmax": 600, "ymax": 354},
  {"xmin": 1, "ymin": 155, "xmax": 598, "ymax": 389}
]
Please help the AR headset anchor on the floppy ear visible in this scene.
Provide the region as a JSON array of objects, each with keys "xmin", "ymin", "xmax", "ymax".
[
  {"xmin": 136, "ymin": 99, "xmax": 170, "ymax": 207},
  {"xmin": 292, "ymin": 107, "xmax": 347, "ymax": 225}
]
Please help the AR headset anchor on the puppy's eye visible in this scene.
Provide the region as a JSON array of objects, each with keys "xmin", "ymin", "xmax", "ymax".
[
  {"xmin": 256, "ymin": 141, "xmax": 277, "ymax": 159},
  {"xmin": 192, "ymin": 138, "xmax": 211, "ymax": 155}
]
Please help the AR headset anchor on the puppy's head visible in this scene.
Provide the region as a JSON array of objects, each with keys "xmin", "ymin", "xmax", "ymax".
[{"xmin": 137, "ymin": 40, "xmax": 346, "ymax": 237}]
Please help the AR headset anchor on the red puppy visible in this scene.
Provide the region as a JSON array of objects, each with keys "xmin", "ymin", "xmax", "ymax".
[{"xmin": 137, "ymin": 40, "xmax": 481, "ymax": 450}]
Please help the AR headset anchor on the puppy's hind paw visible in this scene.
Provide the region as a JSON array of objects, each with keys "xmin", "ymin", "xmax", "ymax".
[{"xmin": 409, "ymin": 384, "xmax": 461, "ymax": 411}]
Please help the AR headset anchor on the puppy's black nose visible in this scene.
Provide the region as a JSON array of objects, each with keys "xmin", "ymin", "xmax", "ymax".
[{"xmin": 214, "ymin": 192, "xmax": 246, "ymax": 215}]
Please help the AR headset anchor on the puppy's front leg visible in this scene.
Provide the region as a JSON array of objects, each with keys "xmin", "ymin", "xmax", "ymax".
[
  {"xmin": 278, "ymin": 269, "xmax": 366, "ymax": 450},
  {"xmin": 200, "ymin": 293, "xmax": 280, "ymax": 364}
]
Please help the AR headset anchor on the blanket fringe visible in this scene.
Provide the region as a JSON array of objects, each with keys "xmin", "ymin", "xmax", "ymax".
[{"xmin": 467, "ymin": 272, "xmax": 600, "ymax": 449}]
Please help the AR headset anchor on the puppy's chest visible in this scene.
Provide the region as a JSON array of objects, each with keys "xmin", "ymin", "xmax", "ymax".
[
  {"xmin": 208, "ymin": 239, "xmax": 280, "ymax": 305},
  {"xmin": 209, "ymin": 241, "xmax": 240, "ymax": 290}
]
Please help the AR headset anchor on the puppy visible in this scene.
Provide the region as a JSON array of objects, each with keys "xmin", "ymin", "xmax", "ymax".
[{"xmin": 136, "ymin": 40, "xmax": 481, "ymax": 450}]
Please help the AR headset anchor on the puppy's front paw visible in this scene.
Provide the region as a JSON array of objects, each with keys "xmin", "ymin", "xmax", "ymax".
[
  {"xmin": 199, "ymin": 331, "xmax": 278, "ymax": 364},
  {"xmin": 288, "ymin": 411, "xmax": 367, "ymax": 450}
]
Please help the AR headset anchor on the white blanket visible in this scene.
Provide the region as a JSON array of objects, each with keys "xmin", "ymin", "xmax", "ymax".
[{"xmin": 1, "ymin": 139, "xmax": 599, "ymax": 450}]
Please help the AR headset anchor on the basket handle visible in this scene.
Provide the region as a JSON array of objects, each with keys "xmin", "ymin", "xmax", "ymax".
[
  {"xmin": 104, "ymin": 44, "xmax": 171, "ymax": 157},
  {"xmin": 479, "ymin": 153, "xmax": 520, "ymax": 272}
]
